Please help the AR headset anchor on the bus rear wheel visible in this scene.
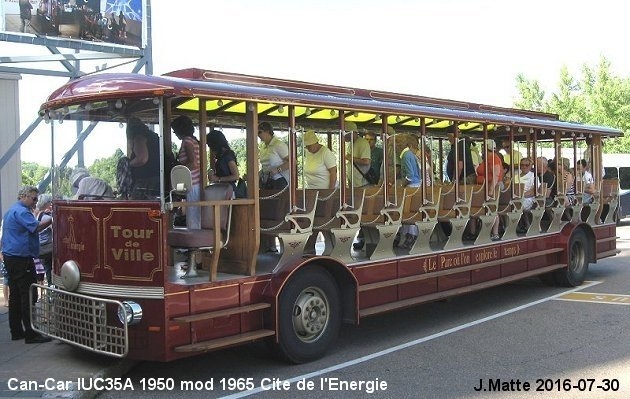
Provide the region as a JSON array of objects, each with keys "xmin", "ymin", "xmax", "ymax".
[
  {"xmin": 553, "ymin": 230, "xmax": 589, "ymax": 287},
  {"xmin": 276, "ymin": 266, "xmax": 341, "ymax": 363}
]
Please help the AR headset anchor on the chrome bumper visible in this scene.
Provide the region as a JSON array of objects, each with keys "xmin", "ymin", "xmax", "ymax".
[{"xmin": 31, "ymin": 284, "xmax": 128, "ymax": 357}]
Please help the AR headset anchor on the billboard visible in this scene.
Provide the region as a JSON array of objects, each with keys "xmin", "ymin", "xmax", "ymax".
[{"xmin": 1, "ymin": 0, "xmax": 145, "ymax": 48}]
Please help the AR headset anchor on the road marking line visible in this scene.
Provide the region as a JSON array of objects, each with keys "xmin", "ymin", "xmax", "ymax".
[
  {"xmin": 555, "ymin": 291, "xmax": 630, "ymax": 305},
  {"xmin": 218, "ymin": 281, "xmax": 602, "ymax": 399}
]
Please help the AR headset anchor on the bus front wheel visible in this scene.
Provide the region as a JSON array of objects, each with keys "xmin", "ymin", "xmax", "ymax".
[
  {"xmin": 276, "ymin": 266, "xmax": 341, "ymax": 363},
  {"xmin": 554, "ymin": 230, "xmax": 589, "ymax": 287}
]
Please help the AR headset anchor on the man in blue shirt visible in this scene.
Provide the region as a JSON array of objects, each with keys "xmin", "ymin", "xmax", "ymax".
[{"xmin": 1, "ymin": 186, "xmax": 53, "ymax": 344}]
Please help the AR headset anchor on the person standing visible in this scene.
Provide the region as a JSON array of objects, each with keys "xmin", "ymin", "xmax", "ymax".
[
  {"xmin": 258, "ymin": 122, "xmax": 290, "ymax": 189},
  {"xmin": 1, "ymin": 186, "xmax": 53, "ymax": 344},
  {"xmin": 172, "ymin": 116, "xmax": 201, "ymax": 229},
  {"xmin": 118, "ymin": 11, "xmax": 127, "ymax": 39},
  {"xmin": 345, "ymin": 122, "xmax": 371, "ymax": 187},
  {"xmin": 35, "ymin": 194, "xmax": 53, "ymax": 286},
  {"xmin": 207, "ymin": 129, "xmax": 240, "ymax": 191},
  {"xmin": 303, "ymin": 130, "xmax": 337, "ymax": 189},
  {"xmin": 19, "ymin": 0, "xmax": 32, "ymax": 33},
  {"xmin": 446, "ymin": 130, "xmax": 475, "ymax": 184},
  {"xmin": 364, "ymin": 132, "xmax": 383, "ymax": 184},
  {"xmin": 126, "ymin": 117, "xmax": 161, "ymax": 199}
]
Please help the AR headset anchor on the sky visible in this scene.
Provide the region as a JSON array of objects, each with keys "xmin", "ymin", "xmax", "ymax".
[{"xmin": 7, "ymin": 0, "xmax": 630, "ymax": 165}]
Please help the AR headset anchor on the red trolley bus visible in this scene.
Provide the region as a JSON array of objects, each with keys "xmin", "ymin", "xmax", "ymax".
[{"xmin": 32, "ymin": 68, "xmax": 622, "ymax": 363}]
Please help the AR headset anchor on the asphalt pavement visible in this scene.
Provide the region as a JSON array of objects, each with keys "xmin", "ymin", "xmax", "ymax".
[{"xmin": 0, "ymin": 289, "xmax": 134, "ymax": 399}]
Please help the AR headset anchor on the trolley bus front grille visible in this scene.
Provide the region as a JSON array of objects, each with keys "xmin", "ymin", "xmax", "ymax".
[{"xmin": 31, "ymin": 284, "xmax": 128, "ymax": 358}]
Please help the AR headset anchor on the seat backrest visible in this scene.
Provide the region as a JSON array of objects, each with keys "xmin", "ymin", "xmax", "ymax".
[
  {"xmin": 259, "ymin": 188, "xmax": 290, "ymax": 224},
  {"xmin": 201, "ymin": 183, "xmax": 233, "ymax": 230},
  {"xmin": 440, "ymin": 183, "xmax": 456, "ymax": 210},
  {"xmin": 471, "ymin": 183, "xmax": 486, "ymax": 208},
  {"xmin": 171, "ymin": 165, "xmax": 192, "ymax": 193}
]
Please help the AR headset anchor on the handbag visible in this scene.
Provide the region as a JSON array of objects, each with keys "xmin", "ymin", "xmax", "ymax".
[
  {"xmin": 353, "ymin": 162, "xmax": 379, "ymax": 185},
  {"xmin": 39, "ymin": 242, "xmax": 53, "ymax": 256},
  {"xmin": 37, "ymin": 212, "xmax": 53, "ymax": 256}
]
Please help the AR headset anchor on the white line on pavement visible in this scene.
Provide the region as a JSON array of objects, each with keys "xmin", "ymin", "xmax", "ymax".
[{"xmin": 218, "ymin": 280, "xmax": 601, "ymax": 399}]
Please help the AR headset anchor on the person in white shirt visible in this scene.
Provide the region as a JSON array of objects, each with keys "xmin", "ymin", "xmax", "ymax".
[
  {"xmin": 518, "ymin": 158, "xmax": 538, "ymax": 210},
  {"xmin": 345, "ymin": 121, "xmax": 371, "ymax": 187},
  {"xmin": 576, "ymin": 159, "xmax": 596, "ymax": 203},
  {"xmin": 303, "ymin": 131, "xmax": 337, "ymax": 189},
  {"xmin": 258, "ymin": 122, "xmax": 290, "ymax": 189}
]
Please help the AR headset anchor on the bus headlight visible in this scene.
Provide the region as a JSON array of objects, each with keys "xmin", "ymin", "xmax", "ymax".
[
  {"xmin": 117, "ymin": 301, "xmax": 143, "ymax": 326},
  {"xmin": 60, "ymin": 260, "xmax": 81, "ymax": 291}
]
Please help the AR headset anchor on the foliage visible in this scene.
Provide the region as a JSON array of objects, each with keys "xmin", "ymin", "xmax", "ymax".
[
  {"xmin": 514, "ymin": 56, "xmax": 630, "ymax": 153},
  {"xmin": 89, "ymin": 148, "xmax": 124, "ymax": 189},
  {"xmin": 22, "ymin": 162, "xmax": 49, "ymax": 187}
]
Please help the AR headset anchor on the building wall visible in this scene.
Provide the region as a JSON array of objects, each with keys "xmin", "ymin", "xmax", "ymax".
[{"xmin": 0, "ymin": 72, "xmax": 21, "ymax": 217}]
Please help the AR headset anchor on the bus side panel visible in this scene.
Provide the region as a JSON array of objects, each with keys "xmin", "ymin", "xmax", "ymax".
[
  {"xmin": 355, "ymin": 261, "xmax": 397, "ymax": 309},
  {"xmin": 595, "ymin": 224, "xmax": 617, "ymax": 254},
  {"xmin": 239, "ymin": 279, "xmax": 272, "ymax": 332},
  {"xmin": 471, "ymin": 266, "xmax": 501, "ymax": 284},
  {"xmin": 165, "ymin": 291, "xmax": 193, "ymax": 361},
  {"xmin": 438, "ymin": 271, "xmax": 471, "ymax": 291},
  {"xmin": 353, "ymin": 261, "xmax": 398, "ymax": 284},
  {"xmin": 527, "ymin": 237, "xmax": 559, "ymax": 270},
  {"xmin": 398, "ymin": 256, "xmax": 438, "ymax": 299},
  {"xmin": 436, "ymin": 250, "xmax": 472, "ymax": 290},
  {"xmin": 127, "ymin": 299, "xmax": 166, "ymax": 361},
  {"xmin": 471, "ymin": 246, "xmax": 502, "ymax": 283},
  {"xmin": 190, "ymin": 284, "xmax": 241, "ymax": 342},
  {"xmin": 500, "ymin": 241, "xmax": 529, "ymax": 276}
]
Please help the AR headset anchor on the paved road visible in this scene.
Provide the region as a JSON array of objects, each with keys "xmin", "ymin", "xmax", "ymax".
[{"xmin": 94, "ymin": 224, "xmax": 630, "ymax": 399}]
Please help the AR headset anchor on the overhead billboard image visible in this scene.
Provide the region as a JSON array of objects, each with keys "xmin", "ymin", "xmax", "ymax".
[{"xmin": 2, "ymin": 0, "xmax": 144, "ymax": 48}]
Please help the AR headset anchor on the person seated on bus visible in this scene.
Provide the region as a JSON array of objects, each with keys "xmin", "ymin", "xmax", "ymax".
[
  {"xmin": 258, "ymin": 122, "xmax": 289, "ymax": 189},
  {"xmin": 536, "ymin": 157, "xmax": 555, "ymax": 207},
  {"xmin": 446, "ymin": 128, "xmax": 476, "ymax": 184},
  {"xmin": 499, "ymin": 139, "xmax": 524, "ymax": 168},
  {"xmin": 518, "ymin": 158, "xmax": 537, "ymax": 211},
  {"xmin": 548, "ymin": 158, "xmax": 575, "ymax": 206},
  {"xmin": 576, "ymin": 159, "xmax": 596, "ymax": 203},
  {"xmin": 303, "ymin": 130, "xmax": 337, "ymax": 189},
  {"xmin": 207, "ymin": 129, "xmax": 240, "ymax": 194},
  {"xmin": 125, "ymin": 117, "xmax": 161, "ymax": 199},
  {"xmin": 172, "ymin": 115, "xmax": 201, "ymax": 229},
  {"xmin": 398, "ymin": 134, "xmax": 422, "ymax": 249},
  {"xmin": 475, "ymin": 139, "xmax": 504, "ymax": 241},
  {"xmin": 70, "ymin": 168, "xmax": 114, "ymax": 200}
]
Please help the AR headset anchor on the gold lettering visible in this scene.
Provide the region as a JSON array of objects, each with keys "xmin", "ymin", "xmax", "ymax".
[{"xmin": 111, "ymin": 248, "xmax": 155, "ymax": 262}]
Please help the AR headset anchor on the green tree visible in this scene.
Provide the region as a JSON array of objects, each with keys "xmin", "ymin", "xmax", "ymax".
[
  {"xmin": 514, "ymin": 56, "xmax": 630, "ymax": 153},
  {"xmin": 22, "ymin": 162, "xmax": 49, "ymax": 187},
  {"xmin": 89, "ymin": 148, "xmax": 124, "ymax": 189}
]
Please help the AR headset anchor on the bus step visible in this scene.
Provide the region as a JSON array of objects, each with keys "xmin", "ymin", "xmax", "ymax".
[
  {"xmin": 172, "ymin": 303, "xmax": 271, "ymax": 323},
  {"xmin": 174, "ymin": 329, "xmax": 276, "ymax": 353}
]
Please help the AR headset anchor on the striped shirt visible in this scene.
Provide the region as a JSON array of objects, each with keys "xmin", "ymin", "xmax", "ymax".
[{"xmin": 178, "ymin": 136, "xmax": 200, "ymax": 185}]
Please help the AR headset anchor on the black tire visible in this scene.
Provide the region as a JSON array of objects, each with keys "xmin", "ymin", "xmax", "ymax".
[
  {"xmin": 276, "ymin": 266, "xmax": 341, "ymax": 363},
  {"xmin": 553, "ymin": 229, "xmax": 589, "ymax": 287}
]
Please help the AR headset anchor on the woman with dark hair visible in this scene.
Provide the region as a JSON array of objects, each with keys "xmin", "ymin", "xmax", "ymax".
[
  {"xmin": 207, "ymin": 129, "xmax": 240, "ymax": 194},
  {"xmin": 126, "ymin": 117, "xmax": 161, "ymax": 199},
  {"xmin": 172, "ymin": 115, "xmax": 201, "ymax": 229},
  {"xmin": 257, "ymin": 122, "xmax": 289, "ymax": 189}
]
